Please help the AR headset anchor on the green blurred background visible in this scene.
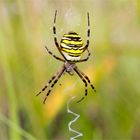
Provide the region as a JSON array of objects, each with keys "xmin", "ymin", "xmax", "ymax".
[{"xmin": 0, "ymin": 0, "xmax": 140, "ymax": 140}]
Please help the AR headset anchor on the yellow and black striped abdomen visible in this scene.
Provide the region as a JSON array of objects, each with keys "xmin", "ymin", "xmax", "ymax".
[{"xmin": 60, "ymin": 32, "xmax": 85, "ymax": 61}]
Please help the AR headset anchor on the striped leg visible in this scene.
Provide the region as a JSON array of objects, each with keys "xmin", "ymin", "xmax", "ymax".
[
  {"xmin": 84, "ymin": 12, "xmax": 90, "ymax": 51},
  {"xmin": 43, "ymin": 66, "xmax": 66, "ymax": 104},
  {"xmin": 53, "ymin": 10, "xmax": 67, "ymax": 60},
  {"xmin": 36, "ymin": 71, "xmax": 60, "ymax": 96},
  {"xmin": 45, "ymin": 46, "xmax": 64, "ymax": 62},
  {"xmin": 76, "ymin": 67, "xmax": 96, "ymax": 92},
  {"xmin": 74, "ymin": 67, "xmax": 88, "ymax": 103}
]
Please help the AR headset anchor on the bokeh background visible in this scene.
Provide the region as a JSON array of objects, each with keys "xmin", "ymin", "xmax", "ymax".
[{"xmin": 0, "ymin": 0, "xmax": 140, "ymax": 140}]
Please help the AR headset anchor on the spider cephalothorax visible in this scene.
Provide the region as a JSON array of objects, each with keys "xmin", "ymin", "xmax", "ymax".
[
  {"xmin": 64, "ymin": 61, "xmax": 75, "ymax": 75},
  {"xmin": 36, "ymin": 10, "xmax": 96, "ymax": 104}
]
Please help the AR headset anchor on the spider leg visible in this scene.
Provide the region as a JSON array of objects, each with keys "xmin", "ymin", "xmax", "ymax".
[
  {"xmin": 83, "ymin": 12, "xmax": 90, "ymax": 52},
  {"xmin": 36, "ymin": 70, "xmax": 60, "ymax": 96},
  {"xmin": 74, "ymin": 49, "xmax": 91, "ymax": 63},
  {"xmin": 53, "ymin": 10, "xmax": 67, "ymax": 60},
  {"xmin": 43, "ymin": 65, "xmax": 66, "ymax": 104},
  {"xmin": 74, "ymin": 67, "xmax": 88, "ymax": 103},
  {"xmin": 45, "ymin": 46, "xmax": 65, "ymax": 62},
  {"xmin": 76, "ymin": 67, "xmax": 96, "ymax": 92}
]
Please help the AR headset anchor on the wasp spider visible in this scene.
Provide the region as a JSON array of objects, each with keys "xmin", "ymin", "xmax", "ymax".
[{"xmin": 36, "ymin": 10, "xmax": 96, "ymax": 104}]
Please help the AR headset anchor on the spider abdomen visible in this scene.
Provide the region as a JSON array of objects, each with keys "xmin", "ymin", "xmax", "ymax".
[{"xmin": 60, "ymin": 32, "xmax": 85, "ymax": 61}]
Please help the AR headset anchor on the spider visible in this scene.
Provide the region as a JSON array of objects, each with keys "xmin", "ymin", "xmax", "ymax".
[{"xmin": 36, "ymin": 10, "xmax": 96, "ymax": 104}]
